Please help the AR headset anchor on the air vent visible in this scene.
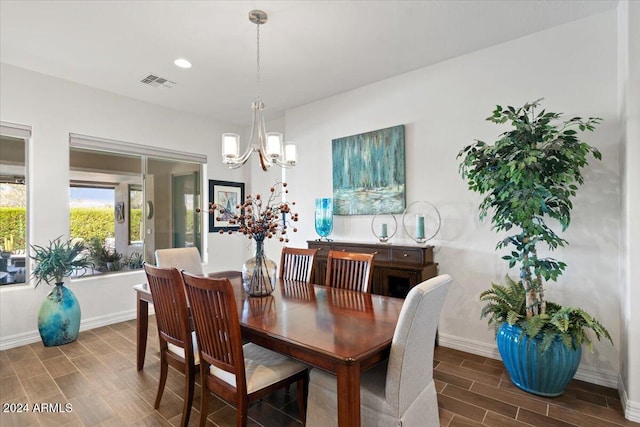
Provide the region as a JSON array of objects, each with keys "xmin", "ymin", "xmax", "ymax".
[{"xmin": 140, "ymin": 73, "xmax": 176, "ymax": 88}]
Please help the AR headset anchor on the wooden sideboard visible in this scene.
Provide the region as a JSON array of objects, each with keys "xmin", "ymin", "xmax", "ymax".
[{"xmin": 307, "ymin": 240, "xmax": 438, "ymax": 298}]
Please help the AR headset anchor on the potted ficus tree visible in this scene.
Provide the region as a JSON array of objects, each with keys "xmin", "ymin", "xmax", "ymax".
[
  {"xmin": 31, "ymin": 236, "xmax": 90, "ymax": 346},
  {"xmin": 457, "ymin": 99, "xmax": 612, "ymax": 396}
]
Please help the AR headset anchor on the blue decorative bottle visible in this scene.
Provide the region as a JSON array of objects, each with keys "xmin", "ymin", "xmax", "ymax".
[{"xmin": 315, "ymin": 198, "xmax": 333, "ymax": 241}]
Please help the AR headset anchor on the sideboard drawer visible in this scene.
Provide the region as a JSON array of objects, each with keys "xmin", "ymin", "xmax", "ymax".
[
  {"xmin": 335, "ymin": 245, "xmax": 390, "ymax": 262},
  {"xmin": 391, "ymin": 248, "xmax": 424, "ymax": 264}
]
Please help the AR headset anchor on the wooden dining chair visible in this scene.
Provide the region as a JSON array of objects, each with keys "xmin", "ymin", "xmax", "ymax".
[
  {"xmin": 181, "ymin": 272, "xmax": 309, "ymax": 427},
  {"xmin": 325, "ymin": 250, "xmax": 375, "ymax": 292},
  {"xmin": 279, "ymin": 247, "xmax": 318, "ymax": 283},
  {"xmin": 307, "ymin": 274, "xmax": 453, "ymax": 427},
  {"xmin": 143, "ymin": 264, "xmax": 197, "ymax": 427}
]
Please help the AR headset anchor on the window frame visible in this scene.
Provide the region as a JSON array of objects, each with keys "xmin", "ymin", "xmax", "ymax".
[
  {"xmin": 0, "ymin": 121, "xmax": 31, "ymax": 287},
  {"xmin": 69, "ymin": 133, "xmax": 206, "ymax": 275}
]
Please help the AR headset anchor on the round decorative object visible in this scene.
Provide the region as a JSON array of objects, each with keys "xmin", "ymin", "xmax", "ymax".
[
  {"xmin": 370, "ymin": 214, "xmax": 397, "ymax": 243},
  {"xmin": 38, "ymin": 283, "xmax": 81, "ymax": 347},
  {"xmin": 314, "ymin": 198, "xmax": 334, "ymax": 241},
  {"xmin": 497, "ymin": 322, "xmax": 581, "ymax": 397},
  {"xmin": 402, "ymin": 201, "xmax": 441, "ymax": 244},
  {"xmin": 242, "ymin": 238, "xmax": 276, "ymax": 297}
]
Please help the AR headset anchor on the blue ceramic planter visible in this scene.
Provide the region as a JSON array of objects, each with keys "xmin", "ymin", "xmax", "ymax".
[
  {"xmin": 38, "ymin": 283, "xmax": 81, "ymax": 347},
  {"xmin": 497, "ymin": 322, "xmax": 582, "ymax": 397}
]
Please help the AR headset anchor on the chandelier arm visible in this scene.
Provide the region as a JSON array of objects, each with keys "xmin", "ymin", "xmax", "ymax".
[
  {"xmin": 271, "ymin": 158, "xmax": 294, "ymax": 168},
  {"xmin": 234, "ymin": 143, "xmax": 255, "ymax": 166},
  {"xmin": 256, "ymin": 105, "xmax": 272, "ymax": 171}
]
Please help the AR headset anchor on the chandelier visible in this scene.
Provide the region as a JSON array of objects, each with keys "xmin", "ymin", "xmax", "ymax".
[{"xmin": 222, "ymin": 10, "xmax": 297, "ymax": 171}]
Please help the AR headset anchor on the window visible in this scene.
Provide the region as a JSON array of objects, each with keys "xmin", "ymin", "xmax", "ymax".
[
  {"xmin": 128, "ymin": 185, "xmax": 143, "ymax": 245},
  {"xmin": 69, "ymin": 134, "xmax": 205, "ymax": 276},
  {"xmin": 0, "ymin": 122, "xmax": 30, "ymax": 286}
]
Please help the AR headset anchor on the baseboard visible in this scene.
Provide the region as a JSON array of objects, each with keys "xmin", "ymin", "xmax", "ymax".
[
  {"xmin": 438, "ymin": 332, "xmax": 618, "ymax": 388},
  {"xmin": 438, "ymin": 332, "xmax": 501, "ymax": 360},
  {"xmin": 618, "ymin": 375, "xmax": 640, "ymax": 422},
  {"xmin": 0, "ymin": 309, "xmax": 138, "ymax": 351}
]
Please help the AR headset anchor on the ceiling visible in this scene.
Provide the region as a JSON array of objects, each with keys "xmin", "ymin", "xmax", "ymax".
[{"xmin": 0, "ymin": 1, "xmax": 618, "ymax": 126}]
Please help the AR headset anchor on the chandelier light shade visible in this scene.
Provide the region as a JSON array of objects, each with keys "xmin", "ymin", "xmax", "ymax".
[{"xmin": 222, "ymin": 10, "xmax": 297, "ymax": 171}]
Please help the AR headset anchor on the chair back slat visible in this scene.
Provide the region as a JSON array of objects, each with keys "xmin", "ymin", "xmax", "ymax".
[
  {"xmin": 181, "ymin": 272, "xmax": 246, "ymax": 383},
  {"xmin": 325, "ymin": 250, "xmax": 374, "ymax": 292},
  {"xmin": 279, "ymin": 247, "xmax": 318, "ymax": 283},
  {"xmin": 144, "ymin": 264, "xmax": 191, "ymax": 349}
]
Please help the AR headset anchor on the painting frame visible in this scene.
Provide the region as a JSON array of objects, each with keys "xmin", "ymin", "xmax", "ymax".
[
  {"xmin": 208, "ymin": 180, "xmax": 245, "ymax": 233},
  {"xmin": 332, "ymin": 125, "xmax": 406, "ymax": 215}
]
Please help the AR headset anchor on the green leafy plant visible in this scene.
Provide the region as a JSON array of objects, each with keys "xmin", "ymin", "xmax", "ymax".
[
  {"xmin": 127, "ymin": 252, "xmax": 144, "ymax": 269},
  {"xmin": 458, "ymin": 99, "xmax": 612, "ymax": 352},
  {"xmin": 479, "ymin": 276, "xmax": 610, "ymax": 352},
  {"xmin": 30, "ymin": 236, "xmax": 90, "ymax": 287},
  {"xmin": 87, "ymin": 237, "xmax": 122, "ymax": 272}
]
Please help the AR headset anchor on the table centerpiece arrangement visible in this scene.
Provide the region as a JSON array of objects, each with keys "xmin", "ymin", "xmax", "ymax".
[{"xmin": 202, "ymin": 182, "xmax": 299, "ymax": 296}]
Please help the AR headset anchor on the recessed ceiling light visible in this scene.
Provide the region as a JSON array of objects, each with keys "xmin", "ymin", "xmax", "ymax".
[{"xmin": 174, "ymin": 58, "xmax": 192, "ymax": 69}]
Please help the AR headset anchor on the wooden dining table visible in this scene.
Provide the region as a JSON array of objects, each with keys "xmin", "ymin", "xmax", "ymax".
[{"xmin": 134, "ymin": 274, "xmax": 405, "ymax": 427}]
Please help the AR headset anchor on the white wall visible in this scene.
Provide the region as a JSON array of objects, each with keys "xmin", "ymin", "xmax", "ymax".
[
  {"xmin": 0, "ymin": 63, "xmax": 250, "ymax": 348},
  {"xmin": 619, "ymin": 0, "xmax": 640, "ymax": 421},
  {"xmin": 285, "ymin": 10, "xmax": 622, "ymax": 388}
]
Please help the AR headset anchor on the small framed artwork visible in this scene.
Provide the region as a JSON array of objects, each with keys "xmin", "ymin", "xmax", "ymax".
[
  {"xmin": 208, "ymin": 180, "xmax": 245, "ymax": 232},
  {"xmin": 115, "ymin": 202, "xmax": 125, "ymax": 223}
]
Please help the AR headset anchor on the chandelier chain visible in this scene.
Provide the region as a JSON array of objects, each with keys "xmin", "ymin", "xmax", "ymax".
[{"xmin": 256, "ymin": 21, "xmax": 261, "ymax": 102}]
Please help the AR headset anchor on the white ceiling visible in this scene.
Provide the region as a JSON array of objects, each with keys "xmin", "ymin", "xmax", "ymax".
[{"xmin": 0, "ymin": 1, "xmax": 618, "ymax": 126}]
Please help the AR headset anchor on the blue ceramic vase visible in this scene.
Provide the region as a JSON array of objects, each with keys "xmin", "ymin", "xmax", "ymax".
[
  {"xmin": 497, "ymin": 322, "xmax": 581, "ymax": 397},
  {"xmin": 38, "ymin": 283, "xmax": 81, "ymax": 347}
]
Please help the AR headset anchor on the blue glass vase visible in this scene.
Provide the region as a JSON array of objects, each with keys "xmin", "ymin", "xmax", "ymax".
[
  {"xmin": 38, "ymin": 283, "xmax": 81, "ymax": 347},
  {"xmin": 497, "ymin": 322, "xmax": 581, "ymax": 397},
  {"xmin": 315, "ymin": 198, "xmax": 333, "ymax": 241}
]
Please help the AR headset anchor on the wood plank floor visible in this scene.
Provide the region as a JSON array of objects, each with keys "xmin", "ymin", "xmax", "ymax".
[{"xmin": 0, "ymin": 317, "xmax": 637, "ymax": 426}]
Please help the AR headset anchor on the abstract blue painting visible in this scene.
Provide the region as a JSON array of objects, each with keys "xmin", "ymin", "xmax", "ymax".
[{"xmin": 332, "ymin": 125, "xmax": 405, "ymax": 215}]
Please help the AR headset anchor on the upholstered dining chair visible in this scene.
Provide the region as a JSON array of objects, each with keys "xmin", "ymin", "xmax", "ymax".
[
  {"xmin": 325, "ymin": 250, "xmax": 375, "ymax": 292},
  {"xmin": 181, "ymin": 272, "xmax": 310, "ymax": 427},
  {"xmin": 155, "ymin": 247, "xmax": 204, "ymax": 275},
  {"xmin": 143, "ymin": 264, "xmax": 198, "ymax": 427},
  {"xmin": 279, "ymin": 247, "xmax": 318, "ymax": 283},
  {"xmin": 306, "ymin": 274, "xmax": 453, "ymax": 427}
]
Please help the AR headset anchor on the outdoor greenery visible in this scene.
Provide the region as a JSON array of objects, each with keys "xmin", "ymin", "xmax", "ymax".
[
  {"xmin": 69, "ymin": 208, "xmax": 115, "ymax": 243},
  {"xmin": 86, "ymin": 237, "xmax": 123, "ymax": 272},
  {"xmin": 30, "ymin": 237, "xmax": 91, "ymax": 287},
  {"xmin": 2, "ymin": 207, "xmax": 143, "ymax": 249},
  {"xmin": 130, "ymin": 208, "xmax": 143, "ymax": 241},
  {"xmin": 458, "ymin": 99, "xmax": 612, "ymax": 352},
  {"xmin": 0, "ymin": 208, "xmax": 26, "ymax": 250}
]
